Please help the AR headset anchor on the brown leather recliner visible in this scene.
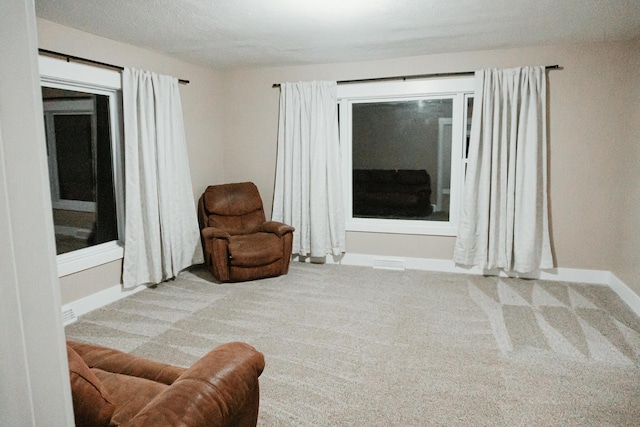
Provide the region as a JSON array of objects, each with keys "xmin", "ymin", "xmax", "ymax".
[
  {"xmin": 66, "ymin": 340, "xmax": 265, "ymax": 427},
  {"xmin": 198, "ymin": 182, "xmax": 294, "ymax": 282}
]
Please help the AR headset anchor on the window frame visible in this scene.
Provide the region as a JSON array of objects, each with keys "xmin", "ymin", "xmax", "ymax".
[
  {"xmin": 338, "ymin": 77, "xmax": 474, "ymax": 236},
  {"xmin": 39, "ymin": 55, "xmax": 125, "ymax": 276},
  {"xmin": 43, "ymin": 97, "xmax": 98, "ymax": 213}
]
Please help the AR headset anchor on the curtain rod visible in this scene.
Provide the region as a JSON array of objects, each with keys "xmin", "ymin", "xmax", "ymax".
[
  {"xmin": 38, "ymin": 48, "xmax": 190, "ymax": 85},
  {"xmin": 272, "ymin": 65, "xmax": 560, "ymax": 88}
]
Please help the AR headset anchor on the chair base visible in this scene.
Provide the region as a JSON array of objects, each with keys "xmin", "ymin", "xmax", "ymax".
[{"xmin": 211, "ymin": 256, "xmax": 292, "ymax": 283}]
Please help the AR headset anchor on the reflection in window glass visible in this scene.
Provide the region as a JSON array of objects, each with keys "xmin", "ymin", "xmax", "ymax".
[
  {"xmin": 53, "ymin": 114, "xmax": 94, "ymax": 201},
  {"xmin": 466, "ymin": 96, "xmax": 474, "ymax": 159},
  {"xmin": 42, "ymin": 87, "xmax": 119, "ymax": 255},
  {"xmin": 352, "ymin": 98, "xmax": 453, "ymax": 221}
]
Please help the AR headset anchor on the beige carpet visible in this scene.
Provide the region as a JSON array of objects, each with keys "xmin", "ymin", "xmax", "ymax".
[{"xmin": 65, "ymin": 262, "xmax": 640, "ymax": 426}]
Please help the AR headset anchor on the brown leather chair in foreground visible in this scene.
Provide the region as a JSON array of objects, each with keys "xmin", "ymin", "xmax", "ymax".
[
  {"xmin": 66, "ymin": 340, "xmax": 265, "ymax": 427},
  {"xmin": 198, "ymin": 182, "xmax": 294, "ymax": 282}
]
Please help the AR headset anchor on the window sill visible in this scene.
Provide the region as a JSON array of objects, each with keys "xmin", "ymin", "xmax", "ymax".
[
  {"xmin": 57, "ymin": 241, "xmax": 123, "ymax": 277},
  {"xmin": 346, "ymin": 218, "xmax": 458, "ymax": 236}
]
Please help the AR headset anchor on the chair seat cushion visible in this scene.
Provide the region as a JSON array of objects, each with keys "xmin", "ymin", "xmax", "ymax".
[
  {"xmin": 93, "ymin": 369, "xmax": 169, "ymax": 425},
  {"xmin": 228, "ymin": 233, "xmax": 283, "ymax": 267},
  {"xmin": 66, "ymin": 345, "xmax": 117, "ymax": 427}
]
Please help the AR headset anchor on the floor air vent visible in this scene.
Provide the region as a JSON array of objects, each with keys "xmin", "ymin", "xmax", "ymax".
[
  {"xmin": 61, "ymin": 306, "xmax": 77, "ymax": 326},
  {"xmin": 373, "ymin": 258, "xmax": 406, "ymax": 271}
]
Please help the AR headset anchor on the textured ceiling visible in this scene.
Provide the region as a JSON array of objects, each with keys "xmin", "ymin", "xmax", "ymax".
[{"xmin": 35, "ymin": 0, "xmax": 640, "ymax": 69}]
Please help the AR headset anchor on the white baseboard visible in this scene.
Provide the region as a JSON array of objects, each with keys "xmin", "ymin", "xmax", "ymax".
[
  {"xmin": 61, "ymin": 283, "xmax": 147, "ymax": 325},
  {"xmin": 63, "ymin": 253, "xmax": 640, "ymax": 325},
  {"xmin": 608, "ymin": 272, "xmax": 640, "ymax": 318},
  {"xmin": 335, "ymin": 253, "xmax": 608, "ymax": 283},
  {"xmin": 330, "ymin": 253, "xmax": 640, "ymax": 318}
]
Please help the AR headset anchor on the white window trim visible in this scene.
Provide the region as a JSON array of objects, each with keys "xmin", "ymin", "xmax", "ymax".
[
  {"xmin": 39, "ymin": 55, "xmax": 122, "ymax": 90},
  {"xmin": 338, "ymin": 77, "xmax": 474, "ymax": 236},
  {"xmin": 57, "ymin": 242, "xmax": 124, "ymax": 277},
  {"xmin": 39, "ymin": 55, "xmax": 125, "ymax": 276}
]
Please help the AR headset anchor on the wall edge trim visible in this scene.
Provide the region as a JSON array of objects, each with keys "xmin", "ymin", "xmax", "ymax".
[
  {"xmin": 330, "ymin": 253, "xmax": 640, "ymax": 316},
  {"xmin": 608, "ymin": 272, "xmax": 640, "ymax": 318},
  {"xmin": 62, "ymin": 282, "xmax": 146, "ymax": 320},
  {"xmin": 64, "ymin": 256, "xmax": 640, "ymax": 322}
]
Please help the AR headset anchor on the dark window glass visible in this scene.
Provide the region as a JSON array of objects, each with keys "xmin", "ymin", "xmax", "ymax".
[
  {"xmin": 42, "ymin": 87, "xmax": 118, "ymax": 254},
  {"xmin": 352, "ymin": 98, "xmax": 453, "ymax": 221}
]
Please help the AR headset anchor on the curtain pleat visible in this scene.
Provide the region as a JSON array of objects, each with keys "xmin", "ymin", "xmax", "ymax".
[
  {"xmin": 454, "ymin": 66, "xmax": 553, "ymax": 273},
  {"xmin": 122, "ymin": 68, "xmax": 203, "ymax": 288},
  {"xmin": 273, "ymin": 81, "xmax": 345, "ymax": 257}
]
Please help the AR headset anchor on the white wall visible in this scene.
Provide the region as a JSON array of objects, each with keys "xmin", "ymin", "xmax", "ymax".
[
  {"xmin": 612, "ymin": 36, "xmax": 640, "ymax": 296},
  {"xmin": 8, "ymin": 9, "xmax": 637, "ymax": 423},
  {"xmin": 36, "ymin": 19, "xmax": 227, "ymax": 204},
  {"xmin": 221, "ymin": 41, "xmax": 637, "ymax": 276},
  {"xmin": 35, "ymin": 20, "xmax": 640, "ymax": 305},
  {"xmin": 0, "ymin": 1, "xmax": 74, "ymax": 425},
  {"xmin": 36, "ymin": 19, "xmax": 227, "ymax": 304}
]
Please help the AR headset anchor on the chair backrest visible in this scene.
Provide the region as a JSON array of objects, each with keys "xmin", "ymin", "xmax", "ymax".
[{"xmin": 199, "ymin": 182, "xmax": 267, "ymax": 235}]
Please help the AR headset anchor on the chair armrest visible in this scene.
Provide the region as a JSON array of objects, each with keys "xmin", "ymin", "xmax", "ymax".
[
  {"xmin": 259, "ymin": 221, "xmax": 295, "ymax": 237},
  {"xmin": 122, "ymin": 342, "xmax": 265, "ymax": 427},
  {"xmin": 201, "ymin": 226, "xmax": 232, "ymax": 240},
  {"xmin": 66, "ymin": 340, "xmax": 185, "ymax": 385}
]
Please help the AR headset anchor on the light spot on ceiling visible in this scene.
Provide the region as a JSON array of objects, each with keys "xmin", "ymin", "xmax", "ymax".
[{"xmin": 35, "ymin": 0, "xmax": 640, "ymax": 69}]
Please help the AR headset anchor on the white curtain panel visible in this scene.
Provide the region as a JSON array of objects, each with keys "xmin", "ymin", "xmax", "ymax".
[
  {"xmin": 273, "ymin": 81, "xmax": 345, "ymax": 257},
  {"xmin": 454, "ymin": 66, "xmax": 553, "ymax": 273},
  {"xmin": 122, "ymin": 68, "xmax": 203, "ymax": 288}
]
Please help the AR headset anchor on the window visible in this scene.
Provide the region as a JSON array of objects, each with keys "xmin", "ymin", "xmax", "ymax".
[
  {"xmin": 39, "ymin": 56, "xmax": 124, "ymax": 276},
  {"xmin": 338, "ymin": 77, "xmax": 474, "ymax": 235}
]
